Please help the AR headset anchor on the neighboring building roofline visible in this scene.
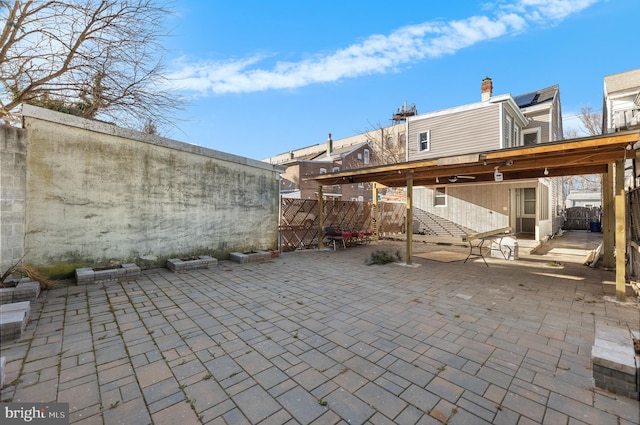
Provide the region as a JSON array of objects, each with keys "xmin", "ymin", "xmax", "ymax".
[
  {"xmin": 407, "ymin": 94, "xmax": 527, "ymax": 125},
  {"xmin": 604, "ymin": 68, "xmax": 640, "ymax": 94},
  {"xmin": 264, "ymin": 123, "xmax": 404, "ymax": 163}
]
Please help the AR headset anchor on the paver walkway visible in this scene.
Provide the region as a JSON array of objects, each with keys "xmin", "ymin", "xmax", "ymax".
[{"xmin": 1, "ymin": 231, "xmax": 639, "ymax": 424}]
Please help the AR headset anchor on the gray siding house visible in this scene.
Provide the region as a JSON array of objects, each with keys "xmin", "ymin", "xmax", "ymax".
[
  {"xmin": 603, "ymin": 68, "xmax": 640, "ymax": 133},
  {"xmin": 407, "ymin": 78, "xmax": 564, "ymax": 241},
  {"xmin": 602, "ymin": 68, "xmax": 640, "ymax": 188}
]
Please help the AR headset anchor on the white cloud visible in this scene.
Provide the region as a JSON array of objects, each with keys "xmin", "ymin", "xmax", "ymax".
[
  {"xmin": 168, "ymin": 0, "xmax": 599, "ymax": 95},
  {"xmin": 502, "ymin": 0, "xmax": 599, "ymax": 21}
]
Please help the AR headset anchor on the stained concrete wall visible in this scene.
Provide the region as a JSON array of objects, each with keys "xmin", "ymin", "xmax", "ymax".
[
  {"xmin": 1, "ymin": 105, "xmax": 284, "ymax": 274},
  {"xmin": 0, "ymin": 125, "xmax": 27, "ymax": 271}
]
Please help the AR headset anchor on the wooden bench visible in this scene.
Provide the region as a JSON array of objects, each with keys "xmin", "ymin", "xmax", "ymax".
[
  {"xmin": 324, "ymin": 228, "xmax": 374, "ymax": 250},
  {"xmin": 462, "ymin": 227, "xmax": 512, "ymax": 267}
]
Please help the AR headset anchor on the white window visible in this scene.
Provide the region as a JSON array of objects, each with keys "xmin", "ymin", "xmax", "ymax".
[
  {"xmin": 434, "ymin": 186, "xmax": 446, "ymax": 207},
  {"xmin": 358, "ymin": 182, "xmax": 364, "ymax": 188},
  {"xmin": 523, "ymin": 128, "xmax": 540, "ymax": 146},
  {"xmin": 363, "ymin": 149, "xmax": 370, "ymax": 164},
  {"xmin": 357, "ymin": 153, "xmax": 362, "ymax": 160},
  {"xmin": 513, "ymin": 125, "xmax": 520, "ymax": 147},
  {"xmin": 418, "ymin": 131, "xmax": 430, "ymax": 151},
  {"xmin": 319, "ymin": 167, "xmax": 327, "ymax": 174},
  {"xmin": 332, "ymin": 166, "xmax": 340, "ymax": 172},
  {"xmin": 524, "ymin": 187, "xmax": 536, "ymax": 214}
]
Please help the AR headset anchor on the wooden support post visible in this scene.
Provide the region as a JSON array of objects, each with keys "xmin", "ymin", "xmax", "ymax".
[
  {"xmin": 602, "ymin": 165, "xmax": 615, "ymax": 269},
  {"xmin": 615, "ymin": 159, "xmax": 626, "ymax": 301},
  {"xmin": 317, "ymin": 185, "xmax": 324, "ymax": 250},
  {"xmin": 615, "ymin": 190, "xmax": 626, "ymax": 301},
  {"xmin": 372, "ymin": 183, "xmax": 379, "ymax": 241},
  {"xmin": 406, "ymin": 173, "xmax": 413, "ymax": 265}
]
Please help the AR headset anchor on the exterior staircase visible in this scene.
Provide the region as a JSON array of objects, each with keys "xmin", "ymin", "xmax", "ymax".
[{"xmin": 412, "ymin": 207, "xmax": 474, "ymax": 238}]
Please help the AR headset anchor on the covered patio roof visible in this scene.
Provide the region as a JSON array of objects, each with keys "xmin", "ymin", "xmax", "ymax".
[
  {"xmin": 304, "ymin": 130, "xmax": 640, "ymax": 187},
  {"xmin": 302, "ymin": 129, "xmax": 640, "ymax": 301}
]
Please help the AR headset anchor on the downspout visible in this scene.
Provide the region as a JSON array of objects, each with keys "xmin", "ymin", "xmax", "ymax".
[
  {"xmin": 499, "ymin": 105, "xmax": 505, "ymax": 148},
  {"xmin": 549, "ymin": 103, "xmax": 555, "ymax": 141},
  {"xmin": 405, "ymin": 120, "xmax": 410, "ymax": 162}
]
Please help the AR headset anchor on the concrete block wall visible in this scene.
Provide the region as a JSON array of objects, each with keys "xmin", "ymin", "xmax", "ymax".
[
  {"xmin": 0, "ymin": 125, "xmax": 27, "ymax": 271},
  {"xmin": 1, "ymin": 105, "xmax": 285, "ymax": 273}
]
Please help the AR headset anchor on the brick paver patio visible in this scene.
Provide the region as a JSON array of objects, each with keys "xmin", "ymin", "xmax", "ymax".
[{"xmin": 1, "ymin": 232, "xmax": 639, "ymax": 424}]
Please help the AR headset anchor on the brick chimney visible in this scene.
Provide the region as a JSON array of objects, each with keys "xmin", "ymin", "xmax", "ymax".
[
  {"xmin": 326, "ymin": 133, "xmax": 333, "ymax": 157},
  {"xmin": 481, "ymin": 77, "xmax": 493, "ymax": 101}
]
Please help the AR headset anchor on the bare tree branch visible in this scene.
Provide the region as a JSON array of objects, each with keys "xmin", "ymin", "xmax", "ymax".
[
  {"xmin": 563, "ymin": 105, "xmax": 603, "ymax": 195},
  {"xmin": 0, "ymin": 0, "xmax": 182, "ymax": 132},
  {"xmin": 579, "ymin": 105, "xmax": 602, "ymax": 136},
  {"xmin": 354, "ymin": 120, "xmax": 406, "ymax": 166}
]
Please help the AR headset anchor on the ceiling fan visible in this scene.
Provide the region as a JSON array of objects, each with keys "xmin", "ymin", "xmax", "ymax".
[{"xmin": 448, "ymin": 175, "xmax": 476, "ymax": 183}]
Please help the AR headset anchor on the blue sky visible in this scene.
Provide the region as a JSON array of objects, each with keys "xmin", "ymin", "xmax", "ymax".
[{"xmin": 163, "ymin": 0, "xmax": 639, "ymax": 161}]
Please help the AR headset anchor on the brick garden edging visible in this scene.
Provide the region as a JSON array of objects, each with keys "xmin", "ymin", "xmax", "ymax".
[
  {"xmin": 591, "ymin": 323, "xmax": 639, "ymax": 400},
  {"xmin": 0, "ymin": 279, "xmax": 40, "ymax": 304},
  {"xmin": 0, "ymin": 301, "xmax": 31, "ymax": 342},
  {"xmin": 229, "ymin": 250, "xmax": 272, "ymax": 264},
  {"xmin": 166, "ymin": 256, "xmax": 218, "ymax": 272},
  {"xmin": 75, "ymin": 263, "xmax": 141, "ymax": 285}
]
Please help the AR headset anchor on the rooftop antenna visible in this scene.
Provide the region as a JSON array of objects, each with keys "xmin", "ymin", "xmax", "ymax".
[{"xmin": 392, "ymin": 101, "xmax": 417, "ymax": 124}]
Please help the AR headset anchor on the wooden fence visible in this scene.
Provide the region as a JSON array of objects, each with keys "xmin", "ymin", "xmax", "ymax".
[{"xmin": 563, "ymin": 206, "xmax": 601, "ymax": 230}]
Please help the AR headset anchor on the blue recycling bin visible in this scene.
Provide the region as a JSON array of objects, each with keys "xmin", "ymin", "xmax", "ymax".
[{"xmin": 589, "ymin": 221, "xmax": 601, "ymax": 232}]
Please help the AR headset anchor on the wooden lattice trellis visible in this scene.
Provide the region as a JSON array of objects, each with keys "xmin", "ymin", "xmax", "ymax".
[{"xmin": 279, "ymin": 199, "xmax": 405, "ymax": 251}]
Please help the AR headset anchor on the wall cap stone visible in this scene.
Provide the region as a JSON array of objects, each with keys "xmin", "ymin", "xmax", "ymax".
[{"xmin": 22, "ymin": 104, "xmax": 285, "ymax": 173}]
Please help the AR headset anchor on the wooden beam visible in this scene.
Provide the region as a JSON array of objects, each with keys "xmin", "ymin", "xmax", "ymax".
[
  {"xmin": 481, "ymin": 132, "xmax": 640, "ymax": 160},
  {"xmin": 304, "ymin": 131, "xmax": 640, "ymax": 188},
  {"xmin": 306, "ymin": 146, "xmax": 629, "ymax": 187}
]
